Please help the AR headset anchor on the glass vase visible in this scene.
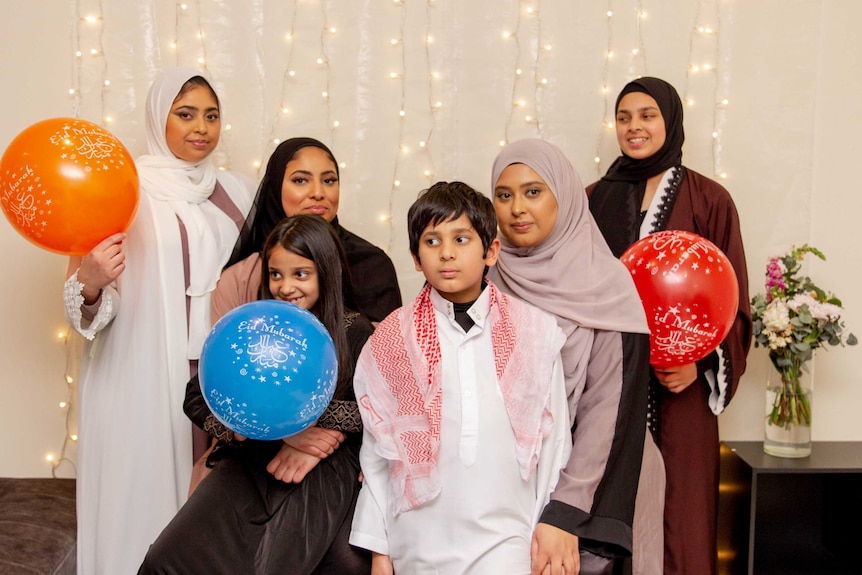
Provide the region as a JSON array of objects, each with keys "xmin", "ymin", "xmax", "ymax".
[{"xmin": 763, "ymin": 361, "xmax": 813, "ymax": 458}]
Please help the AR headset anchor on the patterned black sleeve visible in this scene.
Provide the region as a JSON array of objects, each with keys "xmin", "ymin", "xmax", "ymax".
[{"xmin": 315, "ymin": 399, "xmax": 363, "ymax": 433}]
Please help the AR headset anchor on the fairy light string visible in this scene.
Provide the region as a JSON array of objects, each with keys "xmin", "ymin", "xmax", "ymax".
[
  {"xmin": 592, "ymin": 2, "xmax": 617, "ymax": 180},
  {"xmin": 420, "ymin": 0, "xmax": 438, "ymax": 185},
  {"xmin": 52, "ymin": 0, "xmax": 103, "ymax": 474},
  {"xmin": 70, "ymin": 2, "xmax": 83, "ymax": 118},
  {"xmin": 321, "ymin": 1, "xmax": 337, "ymax": 151},
  {"xmin": 712, "ymin": 0, "xmax": 727, "ymax": 180},
  {"xmin": 385, "ymin": 0, "xmax": 408, "ymax": 253},
  {"xmin": 262, "ymin": 0, "xmax": 299, "ymax": 174},
  {"xmin": 532, "ymin": 0, "xmax": 547, "ymax": 139},
  {"xmin": 593, "ymin": 0, "xmax": 652, "ymax": 179},
  {"xmin": 48, "ymin": 330, "xmax": 81, "ymax": 478},
  {"xmin": 501, "ymin": 2, "xmax": 524, "ymax": 147},
  {"xmin": 71, "ymin": 0, "xmax": 108, "ymax": 125}
]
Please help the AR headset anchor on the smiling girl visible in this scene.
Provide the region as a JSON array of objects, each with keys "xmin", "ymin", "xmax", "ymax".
[
  {"xmin": 587, "ymin": 77, "xmax": 751, "ymax": 575},
  {"xmin": 141, "ymin": 215, "xmax": 374, "ymax": 574}
]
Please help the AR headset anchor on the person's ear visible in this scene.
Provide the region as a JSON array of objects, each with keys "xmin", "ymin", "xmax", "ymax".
[
  {"xmin": 483, "ymin": 237, "xmax": 501, "ymax": 267},
  {"xmin": 412, "ymin": 252, "xmax": 423, "ymax": 272}
]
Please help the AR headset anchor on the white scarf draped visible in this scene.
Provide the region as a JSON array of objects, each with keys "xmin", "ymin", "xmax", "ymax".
[{"xmin": 136, "ymin": 67, "xmax": 248, "ymax": 359}]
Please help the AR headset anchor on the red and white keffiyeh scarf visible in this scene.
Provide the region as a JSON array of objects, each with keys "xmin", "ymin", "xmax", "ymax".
[{"xmin": 357, "ymin": 281, "xmax": 564, "ymax": 514}]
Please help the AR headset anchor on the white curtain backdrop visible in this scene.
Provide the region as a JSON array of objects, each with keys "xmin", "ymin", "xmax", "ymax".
[{"xmin": 1, "ymin": 0, "xmax": 859, "ymax": 477}]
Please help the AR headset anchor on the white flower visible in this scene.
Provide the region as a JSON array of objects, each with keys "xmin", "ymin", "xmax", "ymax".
[
  {"xmin": 762, "ymin": 299, "xmax": 791, "ymax": 333},
  {"xmin": 766, "ymin": 331, "xmax": 790, "ymax": 350},
  {"xmin": 788, "ymin": 293, "xmax": 842, "ymax": 322}
]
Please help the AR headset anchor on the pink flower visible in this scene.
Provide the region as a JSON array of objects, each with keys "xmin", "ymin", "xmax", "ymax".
[{"xmin": 764, "ymin": 257, "xmax": 786, "ymax": 302}]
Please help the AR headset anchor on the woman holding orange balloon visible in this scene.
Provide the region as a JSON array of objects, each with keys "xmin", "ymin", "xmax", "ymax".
[
  {"xmin": 62, "ymin": 67, "xmax": 254, "ymax": 575},
  {"xmin": 587, "ymin": 77, "xmax": 751, "ymax": 575}
]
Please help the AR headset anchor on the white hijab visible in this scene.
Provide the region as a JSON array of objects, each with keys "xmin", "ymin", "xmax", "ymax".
[{"xmin": 135, "ymin": 67, "xmax": 242, "ymax": 358}]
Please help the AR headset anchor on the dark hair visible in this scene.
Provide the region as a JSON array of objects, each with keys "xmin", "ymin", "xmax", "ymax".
[
  {"xmin": 227, "ymin": 138, "xmax": 339, "ymax": 268},
  {"xmin": 259, "ymin": 215, "xmax": 353, "ymax": 399},
  {"xmin": 407, "ymin": 181, "xmax": 497, "ymax": 262},
  {"xmin": 174, "ymin": 76, "xmax": 220, "ymax": 110}
]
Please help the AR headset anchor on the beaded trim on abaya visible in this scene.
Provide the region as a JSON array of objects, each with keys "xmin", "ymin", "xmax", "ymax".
[{"xmin": 646, "ymin": 165, "xmax": 685, "ymax": 439}]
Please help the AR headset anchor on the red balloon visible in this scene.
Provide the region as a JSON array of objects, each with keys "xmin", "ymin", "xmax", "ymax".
[
  {"xmin": 0, "ymin": 117, "xmax": 139, "ymax": 255},
  {"xmin": 621, "ymin": 230, "xmax": 739, "ymax": 368}
]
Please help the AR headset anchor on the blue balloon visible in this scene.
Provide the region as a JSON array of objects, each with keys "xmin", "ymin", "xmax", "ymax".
[{"xmin": 199, "ymin": 299, "xmax": 338, "ymax": 440}]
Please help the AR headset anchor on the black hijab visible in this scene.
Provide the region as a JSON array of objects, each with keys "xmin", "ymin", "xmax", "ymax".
[
  {"xmin": 226, "ymin": 137, "xmax": 339, "ymax": 268},
  {"xmin": 589, "ymin": 77, "xmax": 686, "ymax": 257},
  {"xmin": 601, "ymin": 77, "xmax": 685, "ymax": 183},
  {"xmin": 225, "ymin": 137, "xmax": 402, "ymax": 322}
]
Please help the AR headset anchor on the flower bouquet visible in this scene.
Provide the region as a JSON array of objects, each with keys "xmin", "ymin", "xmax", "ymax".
[{"xmin": 751, "ymin": 245, "xmax": 856, "ymax": 433}]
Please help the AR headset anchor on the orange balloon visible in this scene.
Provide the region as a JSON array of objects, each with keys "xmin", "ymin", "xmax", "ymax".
[{"xmin": 0, "ymin": 117, "xmax": 139, "ymax": 255}]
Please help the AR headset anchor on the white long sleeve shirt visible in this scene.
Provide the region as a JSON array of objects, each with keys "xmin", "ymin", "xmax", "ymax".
[{"xmin": 350, "ymin": 287, "xmax": 571, "ymax": 574}]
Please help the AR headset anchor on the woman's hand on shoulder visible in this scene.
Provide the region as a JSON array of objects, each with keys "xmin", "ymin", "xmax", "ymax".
[
  {"xmin": 266, "ymin": 443, "xmax": 322, "ymax": 483},
  {"xmin": 653, "ymin": 363, "xmax": 697, "ymax": 393},
  {"xmin": 283, "ymin": 425, "xmax": 345, "ymax": 457},
  {"xmin": 73, "ymin": 233, "xmax": 127, "ymax": 303}
]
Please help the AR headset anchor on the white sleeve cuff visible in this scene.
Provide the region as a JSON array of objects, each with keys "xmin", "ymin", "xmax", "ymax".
[
  {"xmin": 63, "ymin": 270, "xmax": 117, "ymax": 340},
  {"xmin": 347, "ymin": 530, "xmax": 390, "ymax": 556},
  {"xmin": 706, "ymin": 345, "xmax": 729, "ymax": 415}
]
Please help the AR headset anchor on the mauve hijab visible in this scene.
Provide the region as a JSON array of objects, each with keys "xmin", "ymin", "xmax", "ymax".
[{"xmin": 487, "ymin": 138, "xmax": 648, "ymax": 338}]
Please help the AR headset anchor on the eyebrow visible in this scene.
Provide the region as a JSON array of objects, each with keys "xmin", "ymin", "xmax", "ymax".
[
  {"xmin": 288, "ymin": 169, "xmax": 338, "ymax": 177},
  {"xmin": 173, "ymin": 105, "xmax": 219, "ymax": 113},
  {"xmin": 519, "ymin": 180, "xmax": 545, "ymax": 188},
  {"xmin": 495, "ymin": 180, "xmax": 545, "ymax": 191},
  {"xmin": 423, "ymin": 226, "xmax": 475, "ymax": 236},
  {"xmin": 269, "ymin": 264, "xmax": 315, "ymax": 272},
  {"xmin": 618, "ymin": 105, "xmax": 660, "ymax": 114}
]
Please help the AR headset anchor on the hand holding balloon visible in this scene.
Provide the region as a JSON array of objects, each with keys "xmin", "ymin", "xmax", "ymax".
[
  {"xmin": 621, "ymin": 230, "xmax": 739, "ymax": 368},
  {"xmin": 653, "ymin": 363, "xmax": 698, "ymax": 393},
  {"xmin": 72, "ymin": 233, "xmax": 127, "ymax": 303}
]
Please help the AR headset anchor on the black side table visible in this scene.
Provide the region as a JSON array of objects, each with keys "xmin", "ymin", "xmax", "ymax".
[{"xmin": 718, "ymin": 441, "xmax": 862, "ymax": 575}]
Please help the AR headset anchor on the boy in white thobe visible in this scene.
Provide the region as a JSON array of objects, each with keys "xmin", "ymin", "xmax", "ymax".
[{"xmin": 349, "ymin": 182, "xmax": 571, "ymax": 574}]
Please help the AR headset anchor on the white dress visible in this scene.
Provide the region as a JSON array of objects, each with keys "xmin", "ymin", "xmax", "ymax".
[
  {"xmin": 65, "ymin": 175, "xmax": 252, "ymax": 575},
  {"xmin": 63, "ymin": 67, "xmax": 254, "ymax": 575}
]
